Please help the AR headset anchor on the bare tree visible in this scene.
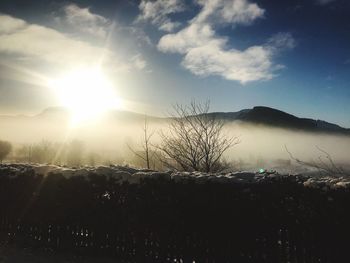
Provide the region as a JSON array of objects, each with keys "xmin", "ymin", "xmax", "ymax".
[
  {"xmin": 285, "ymin": 145, "xmax": 350, "ymax": 177},
  {"xmin": 0, "ymin": 140, "xmax": 12, "ymax": 163},
  {"xmin": 158, "ymin": 101, "xmax": 240, "ymax": 172},
  {"xmin": 127, "ymin": 116, "xmax": 155, "ymax": 169},
  {"xmin": 15, "ymin": 141, "xmax": 66, "ymax": 165}
]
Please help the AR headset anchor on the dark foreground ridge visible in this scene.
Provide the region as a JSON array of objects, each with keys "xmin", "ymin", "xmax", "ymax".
[{"xmin": 1, "ymin": 164, "xmax": 350, "ymax": 262}]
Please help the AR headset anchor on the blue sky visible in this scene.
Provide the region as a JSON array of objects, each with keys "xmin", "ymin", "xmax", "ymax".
[{"xmin": 0, "ymin": 0, "xmax": 349, "ymax": 127}]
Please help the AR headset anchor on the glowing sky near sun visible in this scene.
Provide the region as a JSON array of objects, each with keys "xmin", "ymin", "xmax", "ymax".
[
  {"xmin": 0, "ymin": 0, "xmax": 349, "ymax": 127},
  {"xmin": 49, "ymin": 68, "xmax": 122, "ymax": 125}
]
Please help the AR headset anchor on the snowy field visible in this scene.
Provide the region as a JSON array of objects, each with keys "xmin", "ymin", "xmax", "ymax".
[{"xmin": 1, "ymin": 163, "xmax": 350, "ymax": 190}]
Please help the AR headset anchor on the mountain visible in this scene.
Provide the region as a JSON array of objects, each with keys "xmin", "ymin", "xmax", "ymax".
[
  {"xmin": 36, "ymin": 107, "xmax": 155, "ymax": 121},
  {"xmin": 1, "ymin": 106, "xmax": 349, "ymax": 135},
  {"xmin": 209, "ymin": 106, "xmax": 349, "ymax": 134}
]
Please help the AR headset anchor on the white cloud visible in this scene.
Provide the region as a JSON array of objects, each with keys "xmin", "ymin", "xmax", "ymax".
[
  {"xmin": 266, "ymin": 32, "xmax": 296, "ymax": 52},
  {"xmin": 0, "ymin": 15, "xmax": 106, "ymax": 66},
  {"xmin": 60, "ymin": 3, "xmax": 111, "ymax": 38},
  {"xmin": 159, "ymin": 21, "xmax": 182, "ymax": 32},
  {"xmin": 137, "ymin": 0, "xmax": 185, "ymax": 32},
  {"xmin": 158, "ymin": 23, "xmax": 222, "ymax": 54},
  {"xmin": 131, "ymin": 54, "xmax": 147, "ymax": 70},
  {"xmin": 315, "ymin": 0, "xmax": 336, "ymax": 5},
  {"xmin": 0, "ymin": 14, "xmax": 26, "ymax": 33},
  {"xmin": 0, "ymin": 14, "xmax": 148, "ymax": 74},
  {"xmin": 194, "ymin": 0, "xmax": 265, "ymax": 25},
  {"xmin": 181, "ymin": 45, "xmax": 274, "ymax": 83},
  {"xmin": 158, "ymin": 0, "xmax": 294, "ymax": 84},
  {"xmin": 126, "ymin": 26, "xmax": 153, "ymax": 46}
]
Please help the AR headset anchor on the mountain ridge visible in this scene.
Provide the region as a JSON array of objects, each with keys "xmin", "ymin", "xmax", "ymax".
[
  {"xmin": 1, "ymin": 106, "xmax": 349, "ymax": 134},
  {"xmin": 207, "ymin": 106, "xmax": 348, "ymax": 134}
]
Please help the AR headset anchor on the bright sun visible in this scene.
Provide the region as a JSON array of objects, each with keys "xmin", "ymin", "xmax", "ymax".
[{"xmin": 50, "ymin": 68, "xmax": 122, "ymax": 125}]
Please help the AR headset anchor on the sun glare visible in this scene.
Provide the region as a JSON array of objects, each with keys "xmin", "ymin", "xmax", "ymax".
[{"xmin": 50, "ymin": 68, "xmax": 122, "ymax": 125}]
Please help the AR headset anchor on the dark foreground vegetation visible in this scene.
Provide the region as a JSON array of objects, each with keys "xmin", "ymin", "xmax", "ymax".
[{"xmin": 1, "ymin": 164, "xmax": 350, "ymax": 262}]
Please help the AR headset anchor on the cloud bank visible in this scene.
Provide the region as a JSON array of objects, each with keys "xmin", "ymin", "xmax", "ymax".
[
  {"xmin": 0, "ymin": 11, "xmax": 148, "ymax": 73},
  {"xmin": 0, "ymin": 14, "xmax": 106, "ymax": 66},
  {"xmin": 156, "ymin": 0, "xmax": 295, "ymax": 84}
]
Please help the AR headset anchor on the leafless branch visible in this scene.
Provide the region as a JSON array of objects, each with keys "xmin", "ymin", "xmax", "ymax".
[
  {"xmin": 285, "ymin": 145, "xmax": 349, "ymax": 177},
  {"xmin": 158, "ymin": 100, "xmax": 239, "ymax": 172},
  {"xmin": 127, "ymin": 115, "xmax": 155, "ymax": 169}
]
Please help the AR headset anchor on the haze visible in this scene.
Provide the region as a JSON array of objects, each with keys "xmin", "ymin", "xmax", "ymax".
[{"xmin": 0, "ymin": 113, "xmax": 348, "ymax": 172}]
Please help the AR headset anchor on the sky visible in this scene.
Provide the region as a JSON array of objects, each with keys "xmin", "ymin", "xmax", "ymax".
[{"xmin": 0, "ymin": 0, "xmax": 349, "ymax": 127}]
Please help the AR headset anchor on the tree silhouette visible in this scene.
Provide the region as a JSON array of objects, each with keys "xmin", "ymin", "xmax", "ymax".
[
  {"xmin": 159, "ymin": 101, "xmax": 239, "ymax": 172},
  {"xmin": 285, "ymin": 145, "xmax": 350, "ymax": 177},
  {"xmin": 127, "ymin": 116, "xmax": 155, "ymax": 169},
  {"xmin": 0, "ymin": 140, "xmax": 12, "ymax": 163}
]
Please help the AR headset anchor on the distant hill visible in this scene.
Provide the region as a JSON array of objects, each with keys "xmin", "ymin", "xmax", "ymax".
[
  {"xmin": 207, "ymin": 106, "xmax": 349, "ymax": 134},
  {"xmin": 1, "ymin": 106, "xmax": 349, "ymax": 135}
]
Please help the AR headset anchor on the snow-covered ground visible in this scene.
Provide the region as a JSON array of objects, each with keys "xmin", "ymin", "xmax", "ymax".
[{"xmin": 1, "ymin": 163, "xmax": 349, "ymax": 190}]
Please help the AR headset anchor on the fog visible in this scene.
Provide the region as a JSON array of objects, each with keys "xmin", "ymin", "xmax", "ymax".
[
  {"xmin": 1, "ymin": 115, "xmax": 349, "ymax": 171},
  {"xmin": 225, "ymin": 123, "xmax": 350, "ymax": 162}
]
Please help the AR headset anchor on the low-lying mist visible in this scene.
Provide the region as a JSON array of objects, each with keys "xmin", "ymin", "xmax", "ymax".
[{"xmin": 1, "ymin": 116, "xmax": 349, "ymax": 172}]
